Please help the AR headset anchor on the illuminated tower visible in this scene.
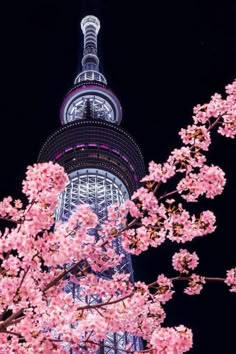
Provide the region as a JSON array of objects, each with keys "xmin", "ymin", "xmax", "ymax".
[{"xmin": 38, "ymin": 15, "xmax": 145, "ymax": 353}]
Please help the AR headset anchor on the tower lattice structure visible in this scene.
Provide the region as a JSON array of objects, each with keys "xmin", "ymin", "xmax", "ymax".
[{"xmin": 38, "ymin": 15, "xmax": 145, "ymax": 353}]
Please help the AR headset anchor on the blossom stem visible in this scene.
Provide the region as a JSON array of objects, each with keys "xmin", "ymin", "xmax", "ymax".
[
  {"xmin": 0, "ymin": 216, "xmax": 18, "ymax": 224},
  {"xmin": 153, "ymin": 181, "xmax": 162, "ymax": 195},
  {"xmin": 76, "ymin": 292, "xmax": 134, "ymax": 311},
  {"xmin": 1, "ymin": 330, "xmax": 22, "ymax": 337},
  {"xmin": 0, "ymin": 308, "xmax": 25, "ymax": 331},
  {"xmin": 159, "ymin": 189, "xmax": 178, "ymax": 201},
  {"xmin": 171, "ymin": 276, "xmax": 225, "ymax": 282},
  {"xmin": 12, "ymin": 266, "xmax": 30, "ymax": 302},
  {"xmin": 148, "ymin": 276, "xmax": 225, "ymax": 289},
  {"xmin": 207, "ymin": 115, "xmax": 223, "ymax": 131},
  {"xmin": 43, "ymin": 260, "xmax": 84, "ymax": 292}
]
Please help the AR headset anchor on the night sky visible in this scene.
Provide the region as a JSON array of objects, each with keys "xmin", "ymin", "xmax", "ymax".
[{"xmin": 0, "ymin": 1, "xmax": 236, "ymax": 353}]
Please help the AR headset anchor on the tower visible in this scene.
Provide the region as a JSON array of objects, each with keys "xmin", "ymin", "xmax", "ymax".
[{"xmin": 38, "ymin": 15, "xmax": 145, "ymax": 353}]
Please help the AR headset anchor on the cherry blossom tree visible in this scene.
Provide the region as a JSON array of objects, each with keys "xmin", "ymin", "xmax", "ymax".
[{"xmin": 0, "ymin": 80, "xmax": 235, "ymax": 353}]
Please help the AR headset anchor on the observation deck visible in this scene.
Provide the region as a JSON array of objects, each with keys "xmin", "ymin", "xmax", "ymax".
[{"xmin": 38, "ymin": 120, "xmax": 145, "ymax": 195}]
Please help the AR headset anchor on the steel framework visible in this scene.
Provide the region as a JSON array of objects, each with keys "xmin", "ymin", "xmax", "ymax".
[{"xmin": 57, "ymin": 169, "xmax": 128, "ymax": 222}]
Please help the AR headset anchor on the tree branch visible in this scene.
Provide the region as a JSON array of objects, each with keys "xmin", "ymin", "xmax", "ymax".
[
  {"xmin": 171, "ymin": 276, "xmax": 225, "ymax": 282},
  {"xmin": 1, "ymin": 330, "xmax": 22, "ymax": 337},
  {"xmin": 13, "ymin": 266, "xmax": 30, "ymax": 302},
  {"xmin": 158, "ymin": 189, "xmax": 178, "ymax": 201},
  {"xmin": 0, "ymin": 308, "xmax": 25, "ymax": 331},
  {"xmin": 43, "ymin": 260, "xmax": 85, "ymax": 292},
  {"xmin": 76, "ymin": 292, "xmax": 134, "ymax": 311}
]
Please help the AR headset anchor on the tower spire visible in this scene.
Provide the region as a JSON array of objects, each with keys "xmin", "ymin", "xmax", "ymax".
[
  {"xmin": 81, "ymin": 15, "xmax": 100, "ymax": 72},
  {"xmin": 61, "ymin": 15, "xmax": 122, "ymax": 125},
  {"xmin": 74, "ymin": 15, "xmax": 107, "ymax": 85}
]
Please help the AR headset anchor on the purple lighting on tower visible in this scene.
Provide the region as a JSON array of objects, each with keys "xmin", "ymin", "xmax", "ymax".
[
  {"xmin": 55, "ymin": 152, "xmax": 63, "ymax": 160},
  {"xmin": 100, "ymin": 144, "xmax": 109, "ymax": 149}
]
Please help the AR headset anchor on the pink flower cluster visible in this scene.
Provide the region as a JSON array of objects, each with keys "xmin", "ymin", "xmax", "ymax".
[
  {"xmin": 22, "ymin": 161, "xmax": 69, "ymax": 203},
  {"xmin": 0, "ymin": 78, "xmax": 236, "ymax": 353},
  {"xmin": 79, "ymin": 272, "xmax": 131, "ymax": 298},
  {"xmin": 154, "ymin": 274, "xmax": 174, "ymax": 303},
  {"xmin": 172, "ymin": 249, "xmax": 199, "ymax": 274},
  {"xmin": 193, "ymin": 80, "xmax": 236, "ymax": 139},
  {"xmin": 177, "ymin": 165, "xmax": 226, "ymax": 202},
  {"xmin": 142, "ymin": 160, "xmax": 176, "ymax": 183},
  {"xmin": 168, "ymin": 146, "xmax": 206, "ymax": 172},
  {"xmin": 0, "ymin": 196, "xmax": 24, "ymax": 222},
  {"xmin": 184, "ymin": 274, "xmax": 206, "ymax": 295},
  {"xmin": 118, "ymin": 200, "xmax": 216, "ymax": 256},
  {"xmin": 179, "ymin": 125, "xmax": 211, "ymax": 151},
  {"xmin": 150, "ymin": 325, "xmax": 193, "ymax": 353},
  {"xmin": 225, "ymin": 268, "xmax": 236, "ymax": 292},
  {"xmin": 166, "ymin": 207, "xmax": 216, "ymax": 243}
]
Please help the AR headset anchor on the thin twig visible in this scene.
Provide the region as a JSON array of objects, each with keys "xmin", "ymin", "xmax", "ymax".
[
  {"xmin": 76, "ymin": 292, "xmax": 134, "ymax": 311},
  {"xmin": 148, "ymin": 275, "xmax": 225, "ymax": 288},
  {"xmin": 158, "ymin": 189, "xmax": 178, "ymax": 201}
]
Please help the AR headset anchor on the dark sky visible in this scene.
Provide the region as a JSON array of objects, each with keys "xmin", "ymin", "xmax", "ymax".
[{"xmin": 0, "ymin": 1, "xmax": 236, "ymax": 353}]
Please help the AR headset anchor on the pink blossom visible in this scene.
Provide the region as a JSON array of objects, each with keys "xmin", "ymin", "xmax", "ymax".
[
  {"xmin": 193, "ymin": 109, "xmax": 208, "ymax": 124},
  {"xmin": 225, "ymin": 80, "xmax": 236, "ymax": 95},
  {"xmin": 168, "ymin": 146, "xmax": 206, "ymax": 172},
  {"xmin": 142, "ymin": 160, "xmax": 176, "ymax": 183},
  {"xmin": 206, "ymin": 93, "xmax": 225, "ymax": 118},
  {"xmin": 22, "ymin": 162, "xmax": 68, "ymax": 203},
  {"xmin": 177, "ymin": 165, "xmax": 226, "ymax": 202},
  {"xmin": 225, "ymin": 268, "xmax": 236, "ymax": 293},
  {"xmin": 150, "ymin": 325, "xmax": 193, "ymax": 353},
  {"xmin": 172, "ymin": 249, "xmax": 199, "ymax": 274},
  {"xmin": 166, "ymin": 207, "xmax": 214, "ymax": 244},
  {"xmin": 179, "ymin": 124, "xmax": 211, "ymax": 150},
  {"xmin": 1, "ymin": 77, "xmax": 236, "ymax": 353},
  {"xmin": 197, "ymin": 210, "xmax": 216, "ymax": 235},
  {"xmin": 121, "ymin": 227, "xmax": 150, "ymax": 255},
  {"xmin": 132, "ymin": 187, "xmax": 159, "ymax": 213},
  {"xmin": 123, "ymin": 199, "xmax": 142, "ymax": 218},
  {"xmin": 184, "ymin": 274, "xmax": 205, "ymax": 295},
  {"xmin": 155, "ymin": 274, "xmax": 174, "ymax": 303},
  {"xmin": 218, "ymin": 112, "xmax": 236, "ymax": 138}
]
